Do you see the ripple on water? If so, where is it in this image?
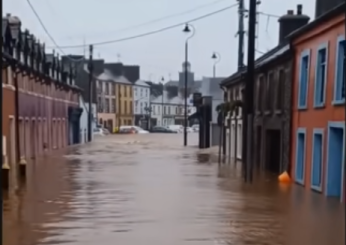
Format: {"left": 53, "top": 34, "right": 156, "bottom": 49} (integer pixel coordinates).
{"left": 2, "top": 134, "right": 344, "bottom": 245}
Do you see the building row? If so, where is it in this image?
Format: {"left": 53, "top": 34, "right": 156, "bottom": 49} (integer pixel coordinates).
{"left": 2, "top": 14, "right": 89, "bottom": 176}
{"left": 86, "top": 61, "right": 199, "bottom": 132}
{"left": 220, "top": 2, "right": 345, "bottom": 202}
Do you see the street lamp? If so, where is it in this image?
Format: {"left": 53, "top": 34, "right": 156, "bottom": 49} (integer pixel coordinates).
{"left": 182, "top": 23, "right": 195, "bottom": 146}
{"left": 211, "top": 52, "right": 221, "bottom": 77}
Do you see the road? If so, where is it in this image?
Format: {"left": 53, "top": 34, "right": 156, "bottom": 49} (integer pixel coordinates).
{"left": 2, "top": 133, "right": 345, "bottom": 245}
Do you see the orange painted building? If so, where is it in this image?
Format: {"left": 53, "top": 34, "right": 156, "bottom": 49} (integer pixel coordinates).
{"left": 290, "top": 4, "right": 345, "bottom": 202}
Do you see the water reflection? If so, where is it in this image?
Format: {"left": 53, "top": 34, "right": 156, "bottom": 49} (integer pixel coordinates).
{"left": 2, "top": 134, "right": 345, "bottom": 245}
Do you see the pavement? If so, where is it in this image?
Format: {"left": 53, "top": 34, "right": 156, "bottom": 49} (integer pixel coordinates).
{"left": 2, "top": 133, "right": 345, "bottom": 245}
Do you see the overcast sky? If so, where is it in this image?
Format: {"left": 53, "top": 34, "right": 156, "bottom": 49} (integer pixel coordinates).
{"left": 4, "top": 0, "right": 315, "bottom": 81}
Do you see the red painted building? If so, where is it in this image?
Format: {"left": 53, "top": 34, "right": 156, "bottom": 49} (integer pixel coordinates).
{"left": 290, "top": 4, "right": 345, "bottom": 202}
{"left": 3, "top": 14, "right": 82, "bottom": 167}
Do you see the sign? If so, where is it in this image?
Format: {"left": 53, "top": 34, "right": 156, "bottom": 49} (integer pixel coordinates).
{"left": 192, "top": 92, "right": 202, "bottom": 106}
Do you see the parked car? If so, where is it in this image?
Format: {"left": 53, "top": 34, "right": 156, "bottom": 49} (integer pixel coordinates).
{"left": 119, "top": 125, "right": 149, "bottom": 134}
{"left": 93, "top": 128, "right": 105, "bottom": 136}
{"left": 167, "top": 125, "right": 183, "bottom": 133}
{"left": 191, "top": 124, "right": 199, "bottom": 132}
{"left": 185, "top": 127, "right": 194, "bottom": 133}
{"left": 150, "top": 126, "right": 177, "bottom": 133}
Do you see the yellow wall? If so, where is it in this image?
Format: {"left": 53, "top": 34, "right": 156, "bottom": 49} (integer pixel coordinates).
{"left": 115, "top": 83, "right": 134, "bottom": 126}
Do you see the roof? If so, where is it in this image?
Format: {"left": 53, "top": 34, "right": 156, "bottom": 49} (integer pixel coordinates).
{"left": 134, "top": 79, "right": 150, "bottom": 87}
{"left": 288, "top": 2, "right": 345, "bottom": 40}
{"left": 220, "top": 42, "right": 291, "bottom": 86}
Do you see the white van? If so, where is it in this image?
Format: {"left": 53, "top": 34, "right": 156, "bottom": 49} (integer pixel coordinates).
{"left": 167, "top": 125, "right": 183, "bottom": 133}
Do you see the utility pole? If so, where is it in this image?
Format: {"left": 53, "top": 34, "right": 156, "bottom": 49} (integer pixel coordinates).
{"left": 87, "top": 45, "right": 93, "bottom": 142}
{"left": 244, "top": 0, "right": 257, "bottom": 182}
{"left": 237, "top": 0, "right": 245, "bottom": 70}
{"left": 237, "top": 0, "right": 248, "bottom": 180}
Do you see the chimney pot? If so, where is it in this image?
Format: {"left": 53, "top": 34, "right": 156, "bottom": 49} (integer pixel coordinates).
{"left": 297, "top": 4, "right": 303, "bottom": 15}
{"left": 6, "top": 13, "right": 11, "bottom": 17}
{"left": 287, "top": 10, "right": 294, "bottom": 15}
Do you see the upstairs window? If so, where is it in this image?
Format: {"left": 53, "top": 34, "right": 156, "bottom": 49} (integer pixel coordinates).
{"left": 314, "top": 43, "right": 328, "bottom": 107}
{"left": 276, "top": 69, "right": 285, "bottom": 111}
{"left": 333, "top": 36, "right": 345, "bottom": 104}
{"left": 298, "top": 50, "right": 310, "bottom": 109}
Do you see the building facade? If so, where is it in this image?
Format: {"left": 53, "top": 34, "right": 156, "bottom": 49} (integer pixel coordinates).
{"left": 116, "top": 78, "right": 133, "bottom": 127}
{"left": 96, "top": 75, "right": 116, "bottom": 132}
{"left": 150, "top": 91, "right": 195, "bottom": 127}
{"left": 2, "top": 14, "right": 82, "bottom": 189}
{"left": 221, "top": 74, "right": 244, "bottom": 161}
{"left": 133, "top": 80, "right": 150, "bottom": 128}
{"left": 79, "top": 96, "right": 97, "bottom": 143}
{"left": 290, "top": 3, "right": 345, "bottom": 202}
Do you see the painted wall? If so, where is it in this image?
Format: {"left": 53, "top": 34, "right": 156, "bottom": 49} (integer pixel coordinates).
{"left": 17, "top": 73, "right": 80, "bottom": 160}
{"left": 79, "top": 96, "right": 96, "bottom": 143}
{"left": 133, "top": 84, "right": 150, "bottom": 116}
{"left": 291, "top": 13, "right": 345, "bottom": 200}
{"left": 2, "top": 67, "right": 15, "bottom": 164}
{"left": 116, "top": 83, "right": 134, "bottom": 126}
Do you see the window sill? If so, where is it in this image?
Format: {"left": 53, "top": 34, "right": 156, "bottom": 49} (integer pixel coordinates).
{"left": 332, "top": 99, "right": 345, "bottom": 106}
{"left": 313, "top": 104, "right": 325, "bottom": 109}
{"left": 274, "top": 110, "right": 282, "bottom": 114}
{"left": 264, "top": 111, "right": 271, "bottom": 115}
{"left": 311, "top": 185, "right": 322, "bottom": 193}
{"left": 297, "top": 106, "right": 308, "bottom": 111}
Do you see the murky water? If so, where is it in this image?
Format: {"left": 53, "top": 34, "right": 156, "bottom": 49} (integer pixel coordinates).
{"left": 3, "top": 134, "right": 345, "bottom": 245}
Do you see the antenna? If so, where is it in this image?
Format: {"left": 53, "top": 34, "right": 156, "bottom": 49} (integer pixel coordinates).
{"left": 117, "top": 53, "right": 121, "bottom": 62}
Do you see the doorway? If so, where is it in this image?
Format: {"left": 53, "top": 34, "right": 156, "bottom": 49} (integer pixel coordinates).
{"left": 326, "top": 123, "right": 344, "bottom": 199}
{"left": 265, "top": 129, "right": 282, "bottom": 174}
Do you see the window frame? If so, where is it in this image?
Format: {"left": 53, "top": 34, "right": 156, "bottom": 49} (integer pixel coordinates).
{"left": 295, "top": 128, "right": 307, "bottom": 185}
{"left": 332, "top": 35, "right": 345, "bottom": 105}
{"left": 297, "top": 49, "right": 311, "bottom": 110}
{"left": 311, "top": 128, "right": 324, "bottom": 191}
{"left": 313, "top": 42, "right": 328, "bottom": 108}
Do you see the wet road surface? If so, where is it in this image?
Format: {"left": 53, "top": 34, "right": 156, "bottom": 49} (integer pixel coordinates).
{"left": 3, "top": 134, "right": 345, "bottom": 245}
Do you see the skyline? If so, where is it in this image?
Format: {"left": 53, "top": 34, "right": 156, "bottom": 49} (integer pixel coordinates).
{"left": 4, "top": 0, "right": 315, "bottom": 81}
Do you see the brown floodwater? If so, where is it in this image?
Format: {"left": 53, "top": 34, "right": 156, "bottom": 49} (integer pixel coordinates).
{"left": 2, "top": 134, "right": 345, "bottom": 245}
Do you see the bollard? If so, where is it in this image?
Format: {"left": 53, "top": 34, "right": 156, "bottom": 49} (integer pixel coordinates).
{"left": 2, "top": 155, "right": 10, "bottom": 189}
{"left": 19, "top": 156, "right": 27, "bottom": 177}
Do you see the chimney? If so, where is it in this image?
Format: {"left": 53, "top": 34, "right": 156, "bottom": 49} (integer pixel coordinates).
{"left": 278, "top": 5, "right": 310, "bottom": 44}
{"left": 315, "top": 0, "right": 344, "bottom": 18}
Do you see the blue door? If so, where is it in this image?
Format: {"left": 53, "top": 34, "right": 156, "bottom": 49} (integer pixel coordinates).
{"left": 326, "top": 123, "right": 344, "bottom": 197}
{"left": 311, "top": 130, "right": 323, "bottom": 191}
{"left": 295, "top": 129, "right": 306, "bottom": 184}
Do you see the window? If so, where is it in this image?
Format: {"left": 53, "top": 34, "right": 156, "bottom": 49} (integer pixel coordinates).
{"left": 256, "top": 75, "right": 263, "bottom": 113}
{"left": 276, "top": 69, "right": 285, "bottom": 111}
{"left": 333, "top": 36, "right": 345, "bottom": 104}
{"left": 124, "top": 86, "right": 127, "bottom": 97}
{"left": 168, "top": 106, "right": 171, "bottom": 115}
{"left": 112, "top": 83, "right": 116, "bottom": 95}
{"left": 105, "top": 98, "right": 110, "bottom": 113}
{"left": 111, "top": 98, "right": 116, "bottom": 113}
{"left": 130, "top": 101, "right": 133, "bottom": 114}
{"left": 311, "top": 129, "right": 323, "bottom": 191}
{"left": 295, "top": 128, "right": 306, "bottom": 184}
{"left": 298, "top": 50, "right": 310, "bottom": 109}
{"left": 314, "top": 43, "right": 328, "bottom": 107}
{"left": 124, "top": 101, "right": 127, "bottom": 114}
{"left": 266, "top": 72, "right": 274, "bottom": 111}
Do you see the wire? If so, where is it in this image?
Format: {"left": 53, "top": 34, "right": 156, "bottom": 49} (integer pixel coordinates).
{"left": 26, "top": 0, "right": 85, "bottom": 61}
{"left": 60, "top": 0, "right": 231, "bottom": 39}
{"left": 258, "top": 12, "right": 280, "bottom": 18}
{"left": 49, "top": 4, "right": 238, "bottom": 49}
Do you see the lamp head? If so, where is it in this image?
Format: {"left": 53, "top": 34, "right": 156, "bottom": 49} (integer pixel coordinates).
{"left": 182, "top": 24, "right": 191, "bottom": 33}
{"left": 211, "top": 53, "right": 217, "bottom": 59}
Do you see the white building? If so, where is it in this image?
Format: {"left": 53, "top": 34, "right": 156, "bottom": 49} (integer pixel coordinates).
{"left": 150, "top": 91, "right": 195, "bottom": 127}
{"left": 133, "top": 80, "right": 151, "bottom": 127}
{"left": 79, "top": 96, "right": 97, "bottom": 143}
{"left": 226, "top": 84, "right": 243, "bottom": 160}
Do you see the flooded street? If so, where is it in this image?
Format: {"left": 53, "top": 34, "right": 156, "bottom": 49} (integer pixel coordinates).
{"left": 3, "top": 134, "right": 345, "bottom": 245}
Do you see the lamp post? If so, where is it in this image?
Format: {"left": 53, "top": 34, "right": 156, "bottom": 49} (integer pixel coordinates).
{"left": 211, "top": 52, "right": 221, "bottom": 78}
{"left": 182, "top": 23, "right": 195, "bottom": 146}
